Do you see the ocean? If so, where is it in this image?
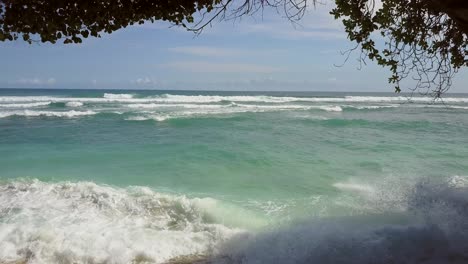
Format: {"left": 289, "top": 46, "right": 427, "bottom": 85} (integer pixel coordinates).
{"left": 1, "top": 88, "right": 468, "bottom": 263}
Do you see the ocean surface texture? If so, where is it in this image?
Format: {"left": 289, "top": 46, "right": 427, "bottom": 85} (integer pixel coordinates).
{"left": 1, "top": 89, "right": 468, "bottom": 264}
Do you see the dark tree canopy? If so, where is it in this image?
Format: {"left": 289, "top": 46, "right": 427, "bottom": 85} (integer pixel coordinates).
{"left": 1, "top": 0, "right": 467, "bottom": 96}
{"left": 0, "top": 0, "right": 222, "bottom": 43}
{"left": 331, "top": 0, "right": 468, "bottom": 96}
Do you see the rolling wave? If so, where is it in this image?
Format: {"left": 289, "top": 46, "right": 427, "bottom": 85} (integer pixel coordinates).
{"left": 0, "top": 110, "right": 97, "bottom": 118}
{"left": 0, "top": 180, "right": 242, "bottom": 264}
{"left": 0, "top": 102, "right": 52, "bottom": 108}
{"left": 1, "top": 94, "right": 468, "bottom": 104}
{"left": 0, "top": 94, "right": 467, "bottom": 120}
{"left": 103, "top": 93, "right": 134, "bottom": 99}
{"left": 1, "top": 176, "right": 467, "bottom": 263}
{"left": 65, "top": 101, "right": 84, "bottom": 107}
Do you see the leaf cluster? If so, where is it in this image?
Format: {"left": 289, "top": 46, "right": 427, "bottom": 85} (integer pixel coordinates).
{"left": 331, "top": 0, "right": 468, "bottom": 96}
{"left": 0, "top": 0, "right": 222, "bottom": 44}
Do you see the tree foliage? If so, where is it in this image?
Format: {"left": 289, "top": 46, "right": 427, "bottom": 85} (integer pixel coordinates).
{"left": 331, "top": 0, "right": 468, "bottom": 96}
{"left": 1, "top": 0, "right": 467, "bottom": 95}
{"left": 0, "top": 0, "right": 222, "bottom": 44}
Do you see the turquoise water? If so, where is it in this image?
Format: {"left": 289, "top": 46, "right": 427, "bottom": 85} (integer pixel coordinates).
{"left": 1, "top": 89, "right": 468, "bottom": 263}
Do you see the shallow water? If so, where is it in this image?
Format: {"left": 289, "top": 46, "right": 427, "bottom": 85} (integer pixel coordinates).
{"left": 1, "top": 89, "right": 468, "bottom": 263}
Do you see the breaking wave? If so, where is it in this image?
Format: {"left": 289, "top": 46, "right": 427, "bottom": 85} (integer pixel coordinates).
{"left": 0, "top": 180, "right": 242, "bottom": 264}
{"left": 1, "top": 176, "right": 468, "bottom": 263}
{"left": 2, "top": 94, "right": 468, "bottom": 104}
{"left": 211, "top": 176, "right": 468, "bottom": 264}
{"left": 0, "top": 102, "right": 52, "bottom": 108}
{"left": 0, "top": 110, "right": 97, "bottom": 118}
{"left": 103, "top": 93, "right": 134, "bottom": 99}
{"left": 65, "top": 101, "right": 84, "bottom": 107}
{"left": 0, "top": 94, "right": 467, "bottom": 121}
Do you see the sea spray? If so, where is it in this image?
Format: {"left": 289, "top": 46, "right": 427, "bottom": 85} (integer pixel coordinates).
{"left": 0, "top": 180, "right": 243, "bottom": 264}
{"left": 212, "top": 177, "right": 468, "bottom": 264}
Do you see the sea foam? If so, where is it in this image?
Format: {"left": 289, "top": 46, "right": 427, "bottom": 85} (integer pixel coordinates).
{"left": 211, "top": 177, "right": 468, "bottom": 264}
{"left": 0, "top": 110, "right": 96, "bottom": 118}
{"left": 0, "top": 94, "right": 467, "bottom": 122}
{"left": 65, "top": 101, "right": 84, "bottom": 107}
{"left": 103, "top": 93, "right": 134, "bottom": 99}
{"left": 2, "top": 94, "right": 468, "bottom": 104}
{"left": 0, "top": 102, "right": 52, "bottom": 108}
{"left": 1, "top": 177, "right": 468, "bottom": 264}
{"left": 0, "top": 180, "right": 241, "bottom": 264}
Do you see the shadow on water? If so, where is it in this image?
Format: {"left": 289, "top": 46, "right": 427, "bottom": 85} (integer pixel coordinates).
{"left": 170, "top": 180, "right": 468, "bottom": 264}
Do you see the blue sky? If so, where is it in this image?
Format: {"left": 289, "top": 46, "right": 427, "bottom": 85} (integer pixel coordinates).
{"left": 0, "top": 3, "right": 467, "bottom": 92}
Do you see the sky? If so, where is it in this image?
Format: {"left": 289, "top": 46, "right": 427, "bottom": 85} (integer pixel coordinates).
{"left": 0, "top": 2, "right": 467, "bottom": 92}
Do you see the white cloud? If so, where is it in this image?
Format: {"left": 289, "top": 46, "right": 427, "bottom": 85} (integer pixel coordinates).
{"left": 11, "top": 77, "right": 57, "bottom": 86}
{"left": 46, "top": 78, "right": 56, "bottom": 85}
{"left": 132, "top": 77, "right": 158, "bottom": 86}
{"left": 161, "top": 61, "right": 283, "bottom": 73}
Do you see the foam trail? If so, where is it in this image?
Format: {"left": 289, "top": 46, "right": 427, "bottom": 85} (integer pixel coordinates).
{"left": 125, "top": 115, "right": 171, "bottom": 121}
{"left": 2, "top": 95, "right": 468, "bottom": 104}
{"left": 0, "top": 110, "right": 97, "bottom": 118}
{"left": 0, "top": 102, "right": 52, "bottom": 108}
{"left": 333, "top": 182, "right": 375, "bottom": 193}
{"left": 125, "top": 103, "right": 229, "bottom": 109}
{"left": 125, "top": 116, "right": 153, "bottom": 121}
{"left": 125, "top": 108, "right": 264, "bottom": 122}
{"left": 125, "top": 104, "right": 343, "bottom": 122}
{"left": 317, "top": 105, "right": 342, "bottom": 112}
{"left": 448, "top": 106, "right": 468, "bottom": 110}
{"left": 343, "top": 105, "right": 400, "bottom": 110}
{"left": 233, "top": 104, "right": 314, "bottom": 110}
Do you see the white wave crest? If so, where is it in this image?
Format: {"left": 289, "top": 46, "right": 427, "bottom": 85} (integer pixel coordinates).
{"left": 103, "top": 93, "right": 134, "bottom": 99}
{"left": 0, "top": 110, "right": 96, "bottom": 118}
{"left": 317, "top": 105, "right": 343, "bottom": 112}
{"left": 0, "top": 96, "right": 58, "bottom": 103}
{"left": 0, "top": 180, "right": 241, "bottom": 264}
{"left": 126, "top": 103, "right": 228, "bottom": 109}
{"left": 153, "top": 95, "right": 468, "bottom": 104}
{"left": 65, "top": 101, "right": 84, "bottom": 107}
{"left": 2, "top": 94, "right": 468, "bottom": 105}
{"left": 125, "top": 116, "right": 152, "bottom": 121}
{"left": 126, "top": 114, "right": 172, "bottom": 122}
{"left": 154, "top": 94, "right": 292, "bottom": 103}
{"left": 0, "top": 102, "right": 51, "bottom": 108}
{"left": 234, "top": 104, "right": 312, "bottom": 110}
{"left": 124, "top": 104, "right": 345, "bottom": 122}
{"left": 448, "top": 105, "right": 468, "bottom": 110}
{"left": 344, "top": 104, "right": 400, "bottom": 110}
